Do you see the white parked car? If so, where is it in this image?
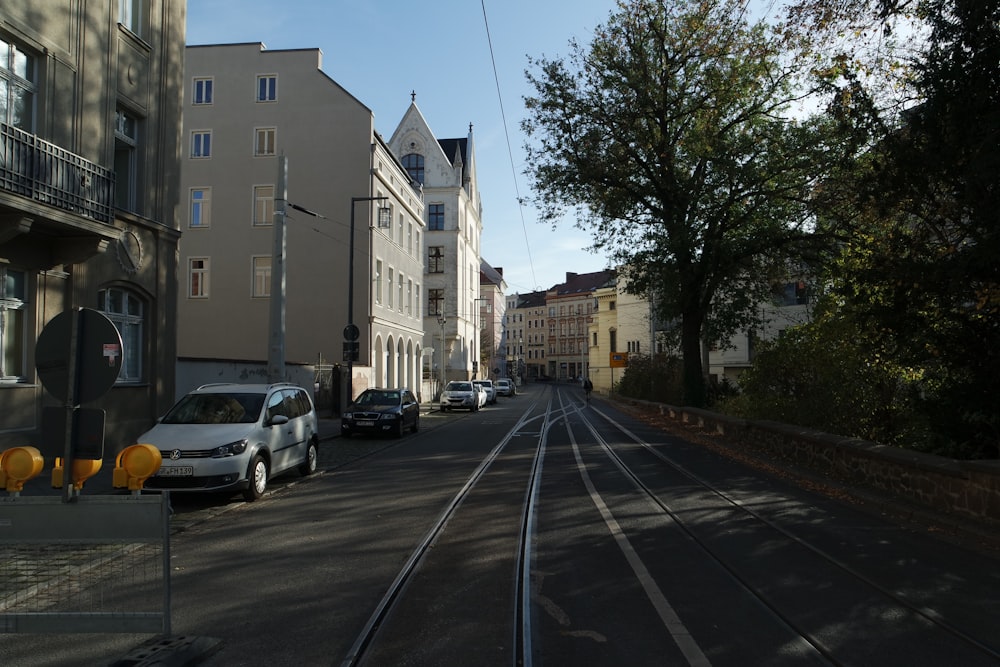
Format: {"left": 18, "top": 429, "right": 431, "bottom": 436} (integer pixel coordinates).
{"left": 473, "top": 380, "right": 495, "bottom": 405}
{"left": 472, "top": 382, "right": 488, "bottom": 408}
{"left": 138, "top": 382, "right": 319, "bottom": 502}
{"left": 440, "top": 381, "right": 480, "bottom": 412}
{"left": 495, "top": 379, "right": 514, "bottom": 397}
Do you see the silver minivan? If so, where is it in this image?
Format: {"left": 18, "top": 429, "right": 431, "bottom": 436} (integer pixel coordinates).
{"left": 138, "top": 382, "right": 319, "bottom": 501}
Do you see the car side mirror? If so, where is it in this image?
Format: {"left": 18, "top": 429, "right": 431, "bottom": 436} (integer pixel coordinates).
{"left": 269, "top": 414, "right": 289, "bottom": 426}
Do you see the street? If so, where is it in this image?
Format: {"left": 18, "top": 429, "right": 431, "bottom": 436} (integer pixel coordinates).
{"left": 2, "top": 383, "right": 999, "bottom": 666}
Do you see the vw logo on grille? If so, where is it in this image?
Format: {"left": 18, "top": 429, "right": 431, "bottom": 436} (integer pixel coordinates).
{"left": 169, "top": 449, "right": 182, "bottom": 460}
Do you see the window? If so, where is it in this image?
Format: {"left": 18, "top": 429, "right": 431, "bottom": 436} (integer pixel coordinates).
{"left": 401, "top": 153, "right": 424, "bottom": 184}
{"left": 118, "top": 0, "right": 146, "bottom": 38}
{"left": 387, "top": 268, "right": 394, "bottom": 309}
{"left": 114, "top": 107, "right": 140, "bottom": 212}
{"left": 98, "top": 287, "right": 143, "bottom": 383}
{"left": 428, "top": 246, "right": 444, "bottom": 273}
{"left": 397, "top": 213, "right": 404, "bottom": 245}
{"left": 253, "top": 256, "right": 271, "bottom": 297}
{"left": 253, "top": 185, "right": 274, "bottom": 226}
{"left": 254, "top": 127, "right": 276, "bottom": 156}
{"left": 0, "top": 268, "right": 26, "bottom": 379}
{"left": 592, "top": 332, "right": 598, "bottom": 346}
{"left": 416, "top": 284, "right": 421, "bottom": 318}
{"left": 189, "top": 258, "right": 209, "bottom": 298}
{"left": 428, "top": 289, "right": 443, "bottom": 316}
{"left": 0, "top": 37, "right": 36, "bottom": 131}
{"left": 428, "top": 204, "right": 444, "bottom": 230}
{"left": 375, "top": 260, "right": 383, "bottom": 305}
{"left": 193, "top": 77, "right": 213, "bottom": 105}
{"left": 190, "top": 188, "right": 211, "bottom": 228}
{"left": 609, "top": 329, "right": 617, "bottom": 353}
{"left": 256, "top": 74, "right": 277, "bottom": 102}
{"left": 407, "top": 279, "right": 413, "bottom": 316}
{"left": 191, "top": 130, "right": 211, "bottom": 158}
{"left": 408, "top": 223, "right": 413, "bottom": 254}
{"left": 398, "top": 273, "right": 404, "bottom": 312}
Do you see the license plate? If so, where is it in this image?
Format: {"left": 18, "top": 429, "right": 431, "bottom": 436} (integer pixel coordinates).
{"left": 357, "top": 420, "right": 374, "bottom": 427}
{"left": 156, "top": 466, "right": 193, "bottom": 477}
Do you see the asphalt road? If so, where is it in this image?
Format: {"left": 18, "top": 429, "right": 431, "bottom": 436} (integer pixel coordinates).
{"left": 2, "top": 384, "right": 999, "bottom": 666}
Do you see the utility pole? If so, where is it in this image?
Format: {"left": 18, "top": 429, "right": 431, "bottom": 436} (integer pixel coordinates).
{"left": 267, "top": 155, "right": 287, "bottom": 382}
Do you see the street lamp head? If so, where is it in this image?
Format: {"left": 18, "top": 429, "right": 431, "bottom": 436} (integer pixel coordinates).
{"left": 377, "top": 206, "right": 392, "bottom": 228}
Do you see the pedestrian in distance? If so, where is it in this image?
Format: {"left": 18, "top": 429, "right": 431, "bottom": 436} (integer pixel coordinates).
{"left": 583, "top": 377, "right": 593, "bottom": 403}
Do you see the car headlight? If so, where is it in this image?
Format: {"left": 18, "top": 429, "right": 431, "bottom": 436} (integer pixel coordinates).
{"left": 343, "top": 412, "right": 354, "bottom": 419}
{"left": 378, "top": 413, "right": 398, "bottom": 421}
{"left": 211, "top": 439, "right": 248, "bottom": 458}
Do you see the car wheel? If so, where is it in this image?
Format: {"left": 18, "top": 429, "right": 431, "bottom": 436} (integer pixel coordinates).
{"left": 243, "top": 454, "right": 268, "bottom": 502}
{"left": 298, "top": 439, "right": 318, "bottom": 476}
{"left": 411, "top": 415, "right": 420, "bottom": 433}
{"left": 394, "top": 419, "right": 405, "bottom": 438}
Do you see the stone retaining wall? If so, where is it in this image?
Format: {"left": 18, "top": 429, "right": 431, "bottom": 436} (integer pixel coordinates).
{"left": 611, "top": 397, "right": 1000, "bottom": 528}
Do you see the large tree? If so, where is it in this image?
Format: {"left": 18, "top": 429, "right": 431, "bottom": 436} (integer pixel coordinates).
{"left": 793, "top": 0, "right": 1000, "bottom": 456}
{"left": 521, "top": 0, "right": 846, "bottom": 406}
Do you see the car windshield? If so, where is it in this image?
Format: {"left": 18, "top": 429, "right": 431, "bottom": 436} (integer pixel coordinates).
{"left": 447, "top": 382, "right": 473, "bottom": 392}
{"left": 161, "top": 393, "right": 264, "bottom": 424}
{"left": 356, "top": 390, "right": 399, "bottom": 405}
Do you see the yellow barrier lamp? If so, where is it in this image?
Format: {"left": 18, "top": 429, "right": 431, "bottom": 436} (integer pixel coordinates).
{"left": 0, "top": 447, "right": 45, "bottom": 493}
{"left": 113, "top": 444, "right": 162, "bottom": 492}
{"left": 51, "top": 457, "right": 103, "bottom": 491}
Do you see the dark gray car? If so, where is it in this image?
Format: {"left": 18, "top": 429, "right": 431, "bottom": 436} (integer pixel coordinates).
{"left": 342, "top": 388, "right": 420, "bottom": 438}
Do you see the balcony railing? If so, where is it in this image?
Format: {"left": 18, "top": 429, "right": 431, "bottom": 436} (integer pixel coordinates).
{"left": 0, "top": 123, "right": 114, "bottom": 224}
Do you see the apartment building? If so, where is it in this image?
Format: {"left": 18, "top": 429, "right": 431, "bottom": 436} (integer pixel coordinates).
{"left": 0, "top": 3, "right": 184, "bottom": 451}
{"left": 504, "top": 290, "right": 546, "bottom": 382}
{"left": 545, "top": 270, "right": 616, "bottom": 381}
{"left": 587, "top": 270, "right": 656, "bottom": 394}
{"left": 179, "top": 44, "right": 425, "bottom": 408}
{"left": 478, "top": 262, "right": 507, "bottom": 380}
{"left": 388, "top": 100, "right": 482, "bottom": 395}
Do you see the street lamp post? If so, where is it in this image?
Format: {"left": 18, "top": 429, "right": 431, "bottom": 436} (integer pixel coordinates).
{"left": 346, "top": 196, "right": 389, "bottom": 402}
{"left": 437, "top": 315, "right": 447, "bottom": 396}
{"left": 473, "top": 297, "right": 491, "bottom": 379}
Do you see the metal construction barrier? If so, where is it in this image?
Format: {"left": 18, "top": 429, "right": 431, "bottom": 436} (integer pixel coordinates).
{"left": 0, "top": 494, "right": 171, "bottom": 634}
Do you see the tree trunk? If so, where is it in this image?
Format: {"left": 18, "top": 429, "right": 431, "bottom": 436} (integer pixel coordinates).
{"left": 681, "top": 313, "right": 706, "bottom": 407}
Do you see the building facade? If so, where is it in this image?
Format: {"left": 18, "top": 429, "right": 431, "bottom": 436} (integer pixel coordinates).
{"left": 178, "top": 44, "right": 425, "bottom": 409}
{"left": 388, "top": 101, "right": 483, "bottom": 398}
{"left": 478, "top": 262, "right": 507, "bottom": 381}
{"left": 545, "top": 270, "right": 615, "bottom": 382}
{"left": 504, "top": 290, "right": 546, "bottom": 382}
{"left": 0, "top": 2, "right": 184, "bottom": 453}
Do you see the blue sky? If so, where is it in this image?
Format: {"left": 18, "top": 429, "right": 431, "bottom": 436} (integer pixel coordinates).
{"left": 185, "top": 0, "right": 623, "bottom": 294}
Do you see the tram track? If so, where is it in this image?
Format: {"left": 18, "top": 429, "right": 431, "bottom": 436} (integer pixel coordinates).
{"left": 338, "top": 383, "right": 999, "bottom": 666}
{"left": 340, "top": 396, "right": 562, "bottom": 667}
{"left": 556, "top": 387, "right": 1000, "bottom": 666}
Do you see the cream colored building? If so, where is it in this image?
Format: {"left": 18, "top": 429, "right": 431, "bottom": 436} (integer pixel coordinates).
{"left": 0, "top": 2, "right": 184, "bottom": 452}
{"left": 388, "top": 101, "right": 483, "bottom": 397}
{"left": 478, "top": 262, "right": 507, "bottom": 380}
{"left": 179, "top": 44, "right": 425, "bottom": 409}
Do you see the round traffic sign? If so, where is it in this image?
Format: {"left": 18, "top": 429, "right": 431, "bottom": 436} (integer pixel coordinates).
{"left": 344, "top": 323, "right": 360, "bottom": 341}
{"left": 35, "top": 308, "right": 123, "bottom": 404}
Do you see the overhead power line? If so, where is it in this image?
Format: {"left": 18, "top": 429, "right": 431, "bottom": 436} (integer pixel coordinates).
{"left": 480, "top": 0, "right": 538, "bottom": 292}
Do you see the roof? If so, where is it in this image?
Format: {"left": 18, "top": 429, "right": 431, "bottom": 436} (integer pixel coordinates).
{"left": 437, "top": 137, "right": 469, "bottom": 182}
{"left": 551, "top": 269, "right": 617, "bottom": 297}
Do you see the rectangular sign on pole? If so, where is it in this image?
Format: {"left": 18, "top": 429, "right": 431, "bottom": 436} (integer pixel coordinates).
{"left": 609, "top": 352, "right": 629, "bottom": 368}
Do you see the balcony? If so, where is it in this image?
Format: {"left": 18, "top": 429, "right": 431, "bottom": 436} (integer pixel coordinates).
{"left": 0, "top": 123, "right": 114, "bottom": 223}
{"left": 0, "top": 123, "right": 121, "bottom": 269}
